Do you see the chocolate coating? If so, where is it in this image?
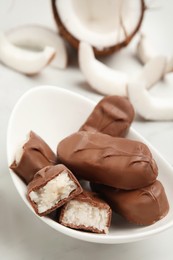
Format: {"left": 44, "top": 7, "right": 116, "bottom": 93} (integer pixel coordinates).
{"left": 59, "top": 190, "right": 112, "bottom": 234}
{"left": 27, "top": 164, "right": 83, "bottom": 216}
{"left": 91, "top": 180, "right": 169, "bottom": 225}
{"left": 10, "top": 131, "right": 57, "bottom": 184}
{"left": 57, "top": 131, "right": 158, "bottom": 190}
{"left": 80, "top": 96, "right": 134, "bottom": 137}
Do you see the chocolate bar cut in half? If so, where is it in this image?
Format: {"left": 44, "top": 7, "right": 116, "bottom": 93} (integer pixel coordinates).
{"left": 59, "top": 191, "right": 112, "bottom": 234}
{"left": 27, "top": 164, "right": 83, "bottom": 216}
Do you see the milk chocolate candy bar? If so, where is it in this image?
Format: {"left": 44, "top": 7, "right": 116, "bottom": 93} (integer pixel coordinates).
{"left": 59, "top": 191, "right": 112, "bottom": 234}
{"left": 27, "top": 164, "right": 83, "bottom": 216}
{"left": 91, "top": 180, "right": 169, "bottom": 225}
{"left": 57, "top": 131, "right": 158, "bottom": 190}
{"left": 10, "top": 131, "right": 57, "bottom": 184}
{"left": 79, "top": 96, "right": 134, "bottom": 137}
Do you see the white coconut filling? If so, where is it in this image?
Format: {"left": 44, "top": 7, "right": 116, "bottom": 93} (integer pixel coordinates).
{"left": 57, "top": 0, "right": 142, "bottom": 49}
{"left": 14, "top": 133, "right": 30, "bottom": 165}
{"left": 29, "top": 171, "right": 77, "bottom": 214}
{"left": 62, "top": 200, "right": 109, "bottom": 233}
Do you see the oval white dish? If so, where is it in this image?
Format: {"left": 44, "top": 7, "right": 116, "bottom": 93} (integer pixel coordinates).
{"left": 7, "top": 86, "right": 173, "bottom": 244}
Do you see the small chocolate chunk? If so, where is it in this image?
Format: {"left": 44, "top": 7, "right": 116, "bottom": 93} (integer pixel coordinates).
{"left": 10, "top": 131, "right": 57, "bottom": 184}
{"left": 79, "top": 95, "right": 134, "bottom": 137}
{"left": 91, "top": 180, "right": 169, "bottom": 225}
{"left": 27, "top": 164, "right": 83, "bottom": 216}
{"left": 59, "top": 191, "right": 112, "bottom": 234}
{"left": 57, "top": 131, "right": 158, "bottom": 190}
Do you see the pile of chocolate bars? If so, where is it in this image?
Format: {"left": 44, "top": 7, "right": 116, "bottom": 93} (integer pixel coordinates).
{"left": 10, "top": 96, "right": 169, "bottom": 234}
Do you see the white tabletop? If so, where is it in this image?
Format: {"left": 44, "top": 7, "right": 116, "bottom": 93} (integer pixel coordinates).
{"left": 1, "top": 0, "right": 173, "bottom": 259}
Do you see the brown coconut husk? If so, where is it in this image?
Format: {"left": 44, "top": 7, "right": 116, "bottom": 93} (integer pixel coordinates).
{"left": 51, "top": 0, "right": 146, "bottom": 56}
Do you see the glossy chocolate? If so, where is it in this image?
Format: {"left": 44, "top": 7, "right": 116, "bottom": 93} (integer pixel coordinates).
{"left": 27, "top": 164, "right": 83, "bottom": 216}
{"left": 10, "top": 131, "right": 57, "bottom": 184}
{"left": 80, "top": 95, "right": 134, "bottom": 137}
{"left": 91, "top": 180, "right": 169, "bottom": 225}
{"left": 57, "top": 131, "right": 158, "bottom": 190}
{"left": 59, "top": 190, "right": 112, "bottom": 234}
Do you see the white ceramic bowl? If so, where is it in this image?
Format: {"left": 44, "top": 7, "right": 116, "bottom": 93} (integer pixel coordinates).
{"left": 7, "top": 86, "right": 173, "bottom": 244}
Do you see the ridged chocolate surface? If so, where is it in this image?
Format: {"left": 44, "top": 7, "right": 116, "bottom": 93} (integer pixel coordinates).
{"left": 91, "top": 180, "right": 169, "bottom": 225}
{"left": 80, "top": 96, "right": 134, "bottom": 137}
{"left": 10, "top": 131, "right": 57, "bottom": 184}
{"left": 57, "top": 131, "right": 158, "bottom": 190}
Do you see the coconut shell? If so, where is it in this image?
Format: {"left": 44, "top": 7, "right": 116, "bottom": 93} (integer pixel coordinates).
{"left": 51, "top": 0, "right": 146, "bottom": 56}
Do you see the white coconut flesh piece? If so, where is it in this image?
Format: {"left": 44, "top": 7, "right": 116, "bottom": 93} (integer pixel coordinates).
{"left": 29, "top": 171, "right": 77, "bottom": 214}
{"left": 0, "top": 32, "right": 55, "bottom": 75}
{"left": 136, "top": 34, "right": 157, "bottom": 64}
{"left": 61, "top": 200, "right": 109, "bottom": 233}
{"left": 56, "top": 0, "right": 144, "bottom": 51}
{"left": 137, "top": 34, "right": 173, "bottom": 73}
{"left": 79, "top": 41, "right": 128, "bottom": 96}
{"left": 79, "top": 41, "right": 165, "bottom": 96}
{"left": 7, "top": 25, "right": 67, "bottom": 69}
{"left": 128, "top": 56, "right": 173, "bottom": 121}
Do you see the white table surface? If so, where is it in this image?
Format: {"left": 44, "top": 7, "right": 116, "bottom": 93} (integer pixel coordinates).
{"left": 1, "top": 0, "right": 173, "bottom": 259}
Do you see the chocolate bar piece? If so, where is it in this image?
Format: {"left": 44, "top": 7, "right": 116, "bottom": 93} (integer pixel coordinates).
{"left": 79, "top": 96, "right": 134, "bottom": 137}
{"left": 27, "top": 164, "right": 83, "bottom": 216}
{"left": 10, "top": 131, "right": 57, "bottom": 184}
{"left": 57, "top": 131, "right": 158, "bottom": 190}
{"left": 91, "top": 181, "right": 169, "bottom": 225}
{"left": 59, "top": 191, "right": 112, "bottom": 234}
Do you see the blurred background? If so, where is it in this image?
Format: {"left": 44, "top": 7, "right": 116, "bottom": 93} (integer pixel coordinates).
{"left": 1, "top": 1, "right": 173, "bottom": 259}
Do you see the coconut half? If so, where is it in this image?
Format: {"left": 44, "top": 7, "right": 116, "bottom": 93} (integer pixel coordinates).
{"left": 52, "top": 0, "right": 146, "bottom": 55}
